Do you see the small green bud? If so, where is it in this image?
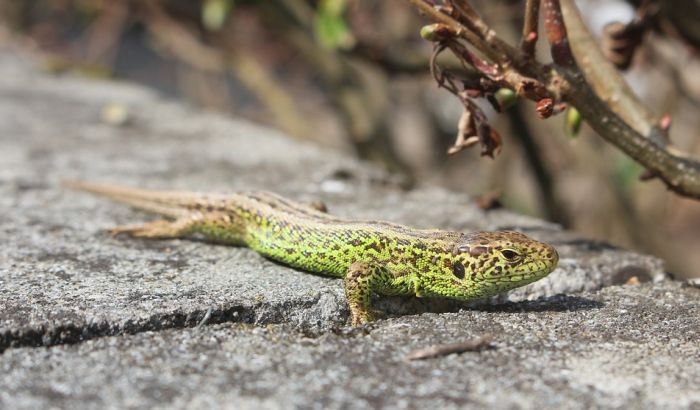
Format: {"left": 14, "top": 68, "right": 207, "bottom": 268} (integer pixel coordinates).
{"left": 494, "top": 88, "right": 517, "bottom": 110}
{"left": 202, "top": 0, "right": 233, "bottom": 32}
{"left": 565, "top": 106, "right": 582, "bottom": 138}
{"left": 420, "top": 24, "right": 443, "bottom": 41}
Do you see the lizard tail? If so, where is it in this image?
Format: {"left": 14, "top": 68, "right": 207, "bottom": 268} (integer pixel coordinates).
{"left": 62, "top": 180, "right": 205, "bottom": 219}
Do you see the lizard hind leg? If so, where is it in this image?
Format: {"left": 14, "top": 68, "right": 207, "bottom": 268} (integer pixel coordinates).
{"left": 109, "top": 217, "right": 198, "bottom": 238}
{"left": 109, "top": 211, "right": 247, "bottom": 245}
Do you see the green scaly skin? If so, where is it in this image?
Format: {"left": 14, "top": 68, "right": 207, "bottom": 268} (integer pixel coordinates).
{"left": 65, "top": 181, "right": 559, "bottom": 326}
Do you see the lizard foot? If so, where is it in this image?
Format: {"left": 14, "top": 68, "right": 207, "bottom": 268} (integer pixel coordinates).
{"left": 350, "top": 308, "right": 385, "bottom": 326}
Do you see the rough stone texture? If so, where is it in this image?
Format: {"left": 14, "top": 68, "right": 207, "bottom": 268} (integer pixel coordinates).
{"left": 1, "top": 282, "right": 698, "bottom": 410}
{"left": 0, "top": 51, "right": 696, "bottom": 409}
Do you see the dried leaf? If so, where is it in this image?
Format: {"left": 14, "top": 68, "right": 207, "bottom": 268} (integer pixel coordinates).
{"left": 447, "top": 109, "right": 478, "bottom": 154}
{"left": 478, "top": 123, "right": 502, "bottom": 158}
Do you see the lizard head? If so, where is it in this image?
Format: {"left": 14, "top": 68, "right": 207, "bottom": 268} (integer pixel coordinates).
{"left": 426, "top": 231, "right": 558, "bottom": 299}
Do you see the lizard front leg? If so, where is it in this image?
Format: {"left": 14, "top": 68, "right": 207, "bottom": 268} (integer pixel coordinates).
{"left": 344, "top": 261, "right": 398, "bottom": 326}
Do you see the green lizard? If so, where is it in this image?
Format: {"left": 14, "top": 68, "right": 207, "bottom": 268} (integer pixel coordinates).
{"left": 65, "top": 181, "right": 559, "bottom": 326}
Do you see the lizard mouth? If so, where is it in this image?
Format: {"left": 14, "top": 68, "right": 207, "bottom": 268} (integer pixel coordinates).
{"left": 505, "top": 256, "right": 558, "bottom": 281}
{"left": 481, "top": 255, "right": 558, "bottom": 285}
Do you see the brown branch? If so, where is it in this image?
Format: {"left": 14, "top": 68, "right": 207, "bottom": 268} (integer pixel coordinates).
{"left": 556, "top": 0, "right": 662, "bottom": 143}
{"left": 450, "top": 0, "right": 521, "bottom": 61}
{"left": 544, "top": 0, "right": 700, "bottom": 198}
{"left": 521, "top": 0, "right": 540, "bottom": 56}
{"left": 406, "top": 0, "right": 500, "bottom": 62}
{"left": 541, "top": 0, "right": 575, "bottom": 67}
{"left": 508, "top": 104, "right": 570, "bottom": 225}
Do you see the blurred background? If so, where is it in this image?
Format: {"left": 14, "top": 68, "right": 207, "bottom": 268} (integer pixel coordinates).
{"left": 1, "top": 0, "right": 698, "bottom": 278}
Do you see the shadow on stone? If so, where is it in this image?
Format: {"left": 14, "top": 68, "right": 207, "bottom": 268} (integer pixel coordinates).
{"left": 375, "top": 294, "right": 605, "bottom": 320}
{"left": 551, "top": 238, "right": 619, "bottom": 252}
{"left": 478, "top": 294, "right": 606, "bottom": 313}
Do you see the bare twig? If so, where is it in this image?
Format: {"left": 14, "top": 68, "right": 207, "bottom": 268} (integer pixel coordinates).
{"left": 405, "top": 334, "right": 493, "bottom": 360}
{"left": 450, "top": 0, "right": 520, "bottom": 61}
{"left": 555, "top": 0, "right": 660, "bottom": 142}
{"left": 508, "top": 104, "right": 570, "bottom": 225}
{"left": 600, "top": 0, "right": 658, "bottom": 73}
{"left": 521, "top": 0, "right": 540, "bottom": 56}
{"left": 547, "top": 0, "right": 700, "bottom": 198}
{"left": 406, "top": 0, "right": 500, "bottom": 61}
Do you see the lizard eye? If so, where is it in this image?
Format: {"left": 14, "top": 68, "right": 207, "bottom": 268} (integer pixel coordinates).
{"left": 453, "top": 261, "right": 465, "bottom": 279}
{"left": 501, "top": 249, "right": 520, "bottom": 261}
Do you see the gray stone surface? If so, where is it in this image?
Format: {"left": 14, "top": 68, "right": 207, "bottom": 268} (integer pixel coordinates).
{"left": 0, "top": 51, "right": 696, "bottom": 409}
{"left": 1, "top": 282, "right": 698, "bottom": 410}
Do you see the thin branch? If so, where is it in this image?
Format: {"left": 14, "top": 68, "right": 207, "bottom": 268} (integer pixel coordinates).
{"left": 406, "top": 0, "right": 700, "bottom": 199}
{"left": 450, "top": 0, "right": 521, "bottom": 61}
{"left": 508, "top": 104, "right": 570, "bottom": 226}
{"left": 556, "top": 0, "right": 662, "bottom": 144}
{"left": 543, "top": 0, "right": 700, "bottom": 198}
{"left": 541, "top": 0, "right": 575, "bottom": 67}
{"left": 521, "top": 0, "right": 540, "bottom": 56}
{"left": 406, "top": 0, "right": 500, "bottom": 61}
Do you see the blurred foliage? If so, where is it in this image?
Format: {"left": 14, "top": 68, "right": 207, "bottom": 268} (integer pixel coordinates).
{"left": 314, "top": 0, "right": 355, "bottom": 49}
{"left": 202, "top": 0, "right": 233, "bottom": 31}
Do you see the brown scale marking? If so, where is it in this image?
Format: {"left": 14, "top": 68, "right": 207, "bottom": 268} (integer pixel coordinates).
{"left": 350, "top": 238, "right": 362, "bottom": 246}
{"left": 256, "top": 192, "right": 338, "bottom": 221}
{"left": 442, "top": 258, "right": 453, "bottom": 269}
{"left": 364, "top": 241, "right": 383, "bottom": 253}
{"left": 412, "top": 242, "right": 428, "bottom": 251}
{"left": 428, "top": 246, "right": 444, "bottom": 255}
{"left": 469, "top": 246, "right": 488, "bottom": 257}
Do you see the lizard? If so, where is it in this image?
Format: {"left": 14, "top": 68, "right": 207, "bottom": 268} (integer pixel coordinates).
{"left": 64, "top": 181, "right": 559, "bottom": 326}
